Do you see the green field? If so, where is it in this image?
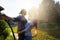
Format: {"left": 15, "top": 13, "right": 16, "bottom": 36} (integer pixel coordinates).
{"left": 9, "top": 26, "right": 60, "bottom": 40}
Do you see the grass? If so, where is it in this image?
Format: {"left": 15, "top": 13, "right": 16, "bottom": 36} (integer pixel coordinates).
{"left": 7, "top": 26, "right": 60, "bottom": 40}
{"left": 32, "top": 30, "right": 60, "bottom": 40}
{"left": 12, "top": 26, "right": 18, "bottom": 33}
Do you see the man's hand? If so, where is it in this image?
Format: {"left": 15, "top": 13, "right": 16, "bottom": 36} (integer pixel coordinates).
{"left": 18, "top": 30, "right": 24, "bottom": 34}
{"left": 18, "top": 32, "right": 21, "bottom": 34}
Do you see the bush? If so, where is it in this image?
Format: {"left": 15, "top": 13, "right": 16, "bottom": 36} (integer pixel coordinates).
{"left": 39, "top": 21, "right": 60, "bottom": 38}
{"left": 0, "top": 20, "right": 10, "bottom": 40}
{"left": 5, "top": 35, "right": 14, "bottom": 40}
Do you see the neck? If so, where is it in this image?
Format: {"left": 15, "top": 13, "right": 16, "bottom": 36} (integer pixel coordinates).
{"left": 22, "top": 14, "right": 25, "bottom": 16}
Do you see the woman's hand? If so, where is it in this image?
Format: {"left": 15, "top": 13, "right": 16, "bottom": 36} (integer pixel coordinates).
{"left": 32, "top": 33, "right": 37, "bottom": 38}
{"left": 32, "top": 30, "right": 37, "bottom": 37}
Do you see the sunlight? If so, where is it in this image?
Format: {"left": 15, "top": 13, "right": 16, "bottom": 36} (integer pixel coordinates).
{"left": 21, "top": 0, "right": 42, "bottom": 11}
{"left": 17, "top": 0, "right": 43, "bottom": 20}
{"left": 0, "top": 0, "right": 42, "bottom": 17}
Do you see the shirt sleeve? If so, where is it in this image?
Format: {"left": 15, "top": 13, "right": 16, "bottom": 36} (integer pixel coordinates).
{"left": 13, "top": 15, "right": 21, "bottom": 21}
{"left": 24, "top": 22, "right": 34, "bottom": 31}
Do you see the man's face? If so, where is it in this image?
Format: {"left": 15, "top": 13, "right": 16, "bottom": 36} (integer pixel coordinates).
{"left": 21, "top": 10, "right": 26, "bottom": 16}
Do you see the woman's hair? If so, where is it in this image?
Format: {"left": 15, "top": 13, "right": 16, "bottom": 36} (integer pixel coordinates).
{"left": 32, "top": 20, "right": 38, "bottom": 29}
{"left": 34, "top": 21, "right": 37, "bottom": 28}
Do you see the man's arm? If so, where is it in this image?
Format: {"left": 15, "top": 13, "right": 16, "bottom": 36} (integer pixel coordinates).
{"left": 11, "top": 16, "right": 21, "bottom": 22}
{"left": 18, "top": 22, "right": 33, "bottom": 34}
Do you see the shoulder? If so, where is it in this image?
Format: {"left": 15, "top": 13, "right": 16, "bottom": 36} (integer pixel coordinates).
{"left": 27, "top": 21, "right": 34, "bottom": 26}
{"left": 18, "top": 15, "right": 22, "bottom": 17}
{"left": 16, "top": 15, "right": 22, "bottom": 18}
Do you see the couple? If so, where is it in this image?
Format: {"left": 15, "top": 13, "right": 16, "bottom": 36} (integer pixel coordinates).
{"left": 0, "top": 6, "right": 37, "bottom": 40}
{"left": 12, "top": 9, "right": 37, "bottom": 40}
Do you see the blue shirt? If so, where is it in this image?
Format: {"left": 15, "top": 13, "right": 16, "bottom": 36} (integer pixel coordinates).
{"left": 24, "top": 22, "right": 34, "bottom": 36}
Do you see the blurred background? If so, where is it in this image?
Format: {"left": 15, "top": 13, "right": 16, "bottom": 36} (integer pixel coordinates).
{"left": 0, "top": 0, "right": 60, "bottom": 40}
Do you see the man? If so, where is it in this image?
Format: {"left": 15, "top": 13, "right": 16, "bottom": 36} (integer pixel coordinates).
{"left": 13, "top": 9, "right": 27, "bottom": 40}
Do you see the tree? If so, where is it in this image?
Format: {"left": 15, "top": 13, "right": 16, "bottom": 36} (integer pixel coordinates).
{"left": 38, "top": 0, "right": 60, "bottom": 38}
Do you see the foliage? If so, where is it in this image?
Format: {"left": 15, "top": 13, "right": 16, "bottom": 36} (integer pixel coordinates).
{"left": 12, "top": 26, "right": 17, "bottom": 33}
{"left": 32, "top": 30, "right": 60, "bottom": 40}
{"left": 0, "top": 20, "right": 10, "bottom": 40}
{"left": 38, "top": 0, "right": 60, "bottom": 39}
{"left": 39, "top": 21, "right": 60, "bottom": 38}
{"left": 5, "top": 35, "right": 14, "bottom": 40}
